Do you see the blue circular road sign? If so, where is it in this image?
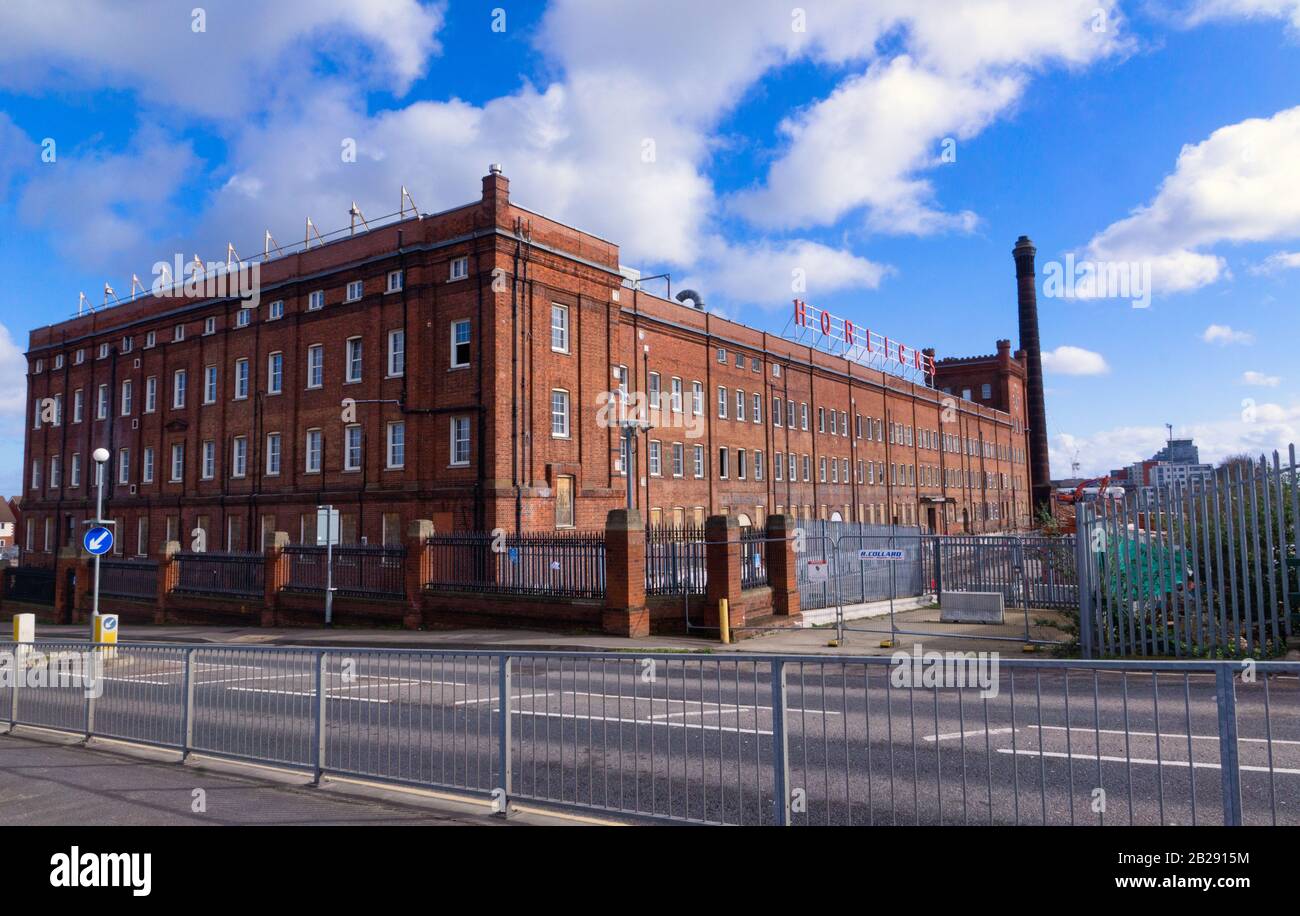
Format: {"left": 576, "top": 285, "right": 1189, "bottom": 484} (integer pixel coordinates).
{"left": 84, "top": 526, "right": 114, "bottom": 556}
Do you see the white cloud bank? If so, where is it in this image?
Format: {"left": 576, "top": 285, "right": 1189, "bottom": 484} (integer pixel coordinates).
{"left": 1041, "top": 345, "right": 1109, "bottom": 375}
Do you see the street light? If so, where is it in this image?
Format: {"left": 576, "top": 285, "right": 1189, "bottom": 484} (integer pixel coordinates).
{"left": 90, "top": 447, "right": 110, "bottom": 640}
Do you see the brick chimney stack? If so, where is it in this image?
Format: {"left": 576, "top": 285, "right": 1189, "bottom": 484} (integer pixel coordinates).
{"left": 482, "top": 163, "right": 509, "bottom": 223}
{"left": 1013, "top": 235, "right": 1051, "bottom": 517}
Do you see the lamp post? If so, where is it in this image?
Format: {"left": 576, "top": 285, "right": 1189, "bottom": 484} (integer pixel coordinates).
{"left": 90, "top": 446, "right": 110, "bottom": 640}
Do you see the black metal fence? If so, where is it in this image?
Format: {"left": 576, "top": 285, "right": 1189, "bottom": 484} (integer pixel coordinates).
{"left": 645, "top": 525, "right": 707, "bottom": 596}
{"left": 425, "top": 531, "right": 606, "bottom": 599}
{"left": 740, "top": 529, "right": 768, "bottom": 589}
{"left": 2, "top": 566, "right": 55, "bottom": 605}
{"left": 284, "top": 545, "right": 406, "bottom": 599}
{"left": 98, "top": 558, "right": 159, "bottom": 601}
{"left": 175, "top": 551, "right": 265, "bottom": 599}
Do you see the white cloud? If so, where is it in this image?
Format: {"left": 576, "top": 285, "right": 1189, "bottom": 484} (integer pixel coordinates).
{"left": 1083, "top": 105, "right": 1300, "bottom": 295}
{"left": 1251, "top": 250, "right": 1300, "bottom": 273}
{"left": 1051, "top": 403, "right": 1300, "bottom": 477}
{"left": 682, "top": 237, "right": 890, "bottom": 314}
{"left": 0, "top": 0, "right": 1131, "bottom": 313}
{"left": 0, "top": 0, "right": 445, "bottom": 115}
{"left": 731, "top": 1, "right": 1128, "bottom": 234}
{"left": 0, "top": 323, "right": 27, "bottom": 421}
{"left": 1183, "top": 0, "right": 1300, "bottom": 30}
{"left": 1241, "top": 370, "right": 1281, "bottom": 386}
{"left": 1202, "top": 323, "right": 1254, "bottom": 344}
{"left": 1040, "top": 345, "right": 1109, "bottom": 375}
{"left": 15, "top": 125, "right": 198, "bottom": 270}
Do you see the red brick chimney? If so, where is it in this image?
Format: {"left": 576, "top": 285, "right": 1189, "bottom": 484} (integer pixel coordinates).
{"left": 481, "top": 163, "right": 509, "bottom": 224}
{"left": 1013, "top": 235, "right": 1051, "bottom": 516}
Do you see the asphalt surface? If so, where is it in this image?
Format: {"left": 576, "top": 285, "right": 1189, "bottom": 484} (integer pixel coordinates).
{"left": 0, "top": 730, "right": 546, "bottom": 825}
{"left": 3, "top": 645, "right": 1295, "bottom": 826}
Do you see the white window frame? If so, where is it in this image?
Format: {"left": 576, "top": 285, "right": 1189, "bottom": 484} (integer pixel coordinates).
{"left": 308, "top": 290, "right": 325, "bottom": 310}
{"left": 307, "top": 345, "right": 324, "bottom": 388}
{"left": 344, "top": 424, "right": 362, "bottom": 471}
{"left": 550, "top": 304, "right": 570, "bottom": 353}
{"left": 265, "top": 432, "right": 282, "bottom": 476}
{"left": 451, "top": 319, "right": 471, "bottom": 368}
{"left": 346, "top": 280, "right": 363, "bottom": 302}
{"left": 305, "top": 429, "right": 323, "bottom": 473}
{"left": 386, "top": 421, "right": 405, "bottom": 469}
{"left": 551, "top": 389, "right": 571, "bottom": 438}
{"left": 387, "top": 329, "right": 405, "bottom": 377}
{"left": 449, "top": 256, "right": 468, "bottom": 281}
{"left": 268, "top": 352, "right": 283, "bottom": 394}
{"left": 172, "top": 369, "right": 187, "bottom": 409}
{"left": 232, "top": 437, "right": 247, "bottom": 479}
{"left": 450, "top": 417, "right": 471, "bottom": 466}
{"left": 345, "top": 337, "right": 362, "bottom": 383}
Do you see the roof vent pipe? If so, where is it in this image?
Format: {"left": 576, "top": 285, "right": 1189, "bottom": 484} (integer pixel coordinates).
{"left": 675, "top": 289, "right": 706, "bottom": 311}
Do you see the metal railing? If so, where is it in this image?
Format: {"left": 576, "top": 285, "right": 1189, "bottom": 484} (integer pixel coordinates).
{"left": 424, "top": 531, "right": 606, "bottom": 599}
{"left": 1, "top": 642, "right": 1292, "bottom": 826}
{"left": 740, "top": 529, "right": 769, "bottom": 589}
{"left": 1078, "top": 447, "right": 1298, "bottom": 659}
{"left": 2, "top": 566, "right": 55, "bottom": 605}
{"left": 283, "top": 545, "right": 405, "bottom": 599}
{"left": 98, "top": 558, "right": 159, "bottom": 601}
{"left": 175, "top": 551, "right": 265, "bottom": 599}
{"left": 645, "top": 526, "right": 706, "bottom": 596}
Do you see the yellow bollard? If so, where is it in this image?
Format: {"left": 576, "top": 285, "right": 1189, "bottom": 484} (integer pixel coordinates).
{"left": 719, "top": 598, "right": 730, "bottom": 645}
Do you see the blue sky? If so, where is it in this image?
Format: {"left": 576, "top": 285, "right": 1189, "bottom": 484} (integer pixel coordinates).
{"left": 1, "top": 0, "right": 1299, "bottom": 493}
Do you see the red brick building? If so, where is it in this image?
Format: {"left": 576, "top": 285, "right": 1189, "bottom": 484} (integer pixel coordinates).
{"left": 19, "top": 167, "right": 1036, "bottom": 565}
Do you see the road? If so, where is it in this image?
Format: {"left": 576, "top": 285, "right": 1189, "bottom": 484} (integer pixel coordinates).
{"left": 4, "top": 645, "right": 1296, "bottom": 826}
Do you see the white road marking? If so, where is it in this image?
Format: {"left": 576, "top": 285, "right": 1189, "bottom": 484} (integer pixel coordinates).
{"left": 454, "top": 692, "right": 550, "bottom": 707}
{"left": 996, "top": 747, "right": 1300, "bottom": 776}
{"left": 1028, "top": 724, "right": 1300, "bottom": 746}
{"left": 923, "top": 728, "right": 1015, "bottom": 743}
{"left": 224, "top": 686, "right": 389, "bottom": 704}
{"left": 505, "top": 708, "right": 773, "bottom": 736}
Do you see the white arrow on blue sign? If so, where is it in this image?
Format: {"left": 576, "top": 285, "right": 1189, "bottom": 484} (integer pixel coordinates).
{"left": 858, "top": 548, "right": 905, "bottom": 561}
{"left": 83, "top": 526, "right": 114, "bottom": 556}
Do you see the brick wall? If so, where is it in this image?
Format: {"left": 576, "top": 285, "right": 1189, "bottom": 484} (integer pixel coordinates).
{"left": 20, "top": 169, "right": 1034, "bottom": 557}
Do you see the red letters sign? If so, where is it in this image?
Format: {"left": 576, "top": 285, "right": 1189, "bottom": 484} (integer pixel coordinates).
{"left": 789, "top": 299, "right": 935, "bottom": 381}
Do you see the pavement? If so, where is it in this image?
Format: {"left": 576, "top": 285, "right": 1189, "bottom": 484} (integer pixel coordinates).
{"left": 0, "top": 729, "right": 608, "bottom": 826}
{"left": 29, "top": 602, "right": 1071, "bottom": 657}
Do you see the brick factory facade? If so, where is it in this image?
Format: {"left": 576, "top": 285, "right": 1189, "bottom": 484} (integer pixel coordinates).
{"left": 19, "top": 167, "right": 1038, "bottom": 565}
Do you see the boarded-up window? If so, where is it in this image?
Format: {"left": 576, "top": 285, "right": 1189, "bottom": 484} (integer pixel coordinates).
{"left": 227, "top": 515, "right": 244, "bottom": 551}
{"left": 555, "top": 475, "right": 575, "bottom": 529}
{"left": 340, "top": 513, "right": 357, "bottom": 544}
{"left": 260, "top": 515, "right": 276, "bottom": 551}
{"left": 382, "top": 513, "right": 401, "bottom": 546}
{"left": 300, "top": 513, "right": 316, "bottom": 545}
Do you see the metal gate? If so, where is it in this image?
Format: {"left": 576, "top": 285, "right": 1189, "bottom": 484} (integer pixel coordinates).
{"left": 793, "top": 524, "right": 1073, "bottom": 647}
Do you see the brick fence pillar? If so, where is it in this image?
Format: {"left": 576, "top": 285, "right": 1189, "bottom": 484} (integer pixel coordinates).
{"left": 765, "top": 514, "right": 802, "bottom": 619}
{"left": 404, "top": 519, "right": 435, "bottom": 630}
{"left": 603, "top": 508, "right": 648, "bottom": 637}
{"left": 704, "top": 514, "right": 742, "bottom": 629}
{"left": 262, "top": 531, "right": 291, "bottom": 627}
{"left": 156, "top": 540, "right": 181, "bottom": 624}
